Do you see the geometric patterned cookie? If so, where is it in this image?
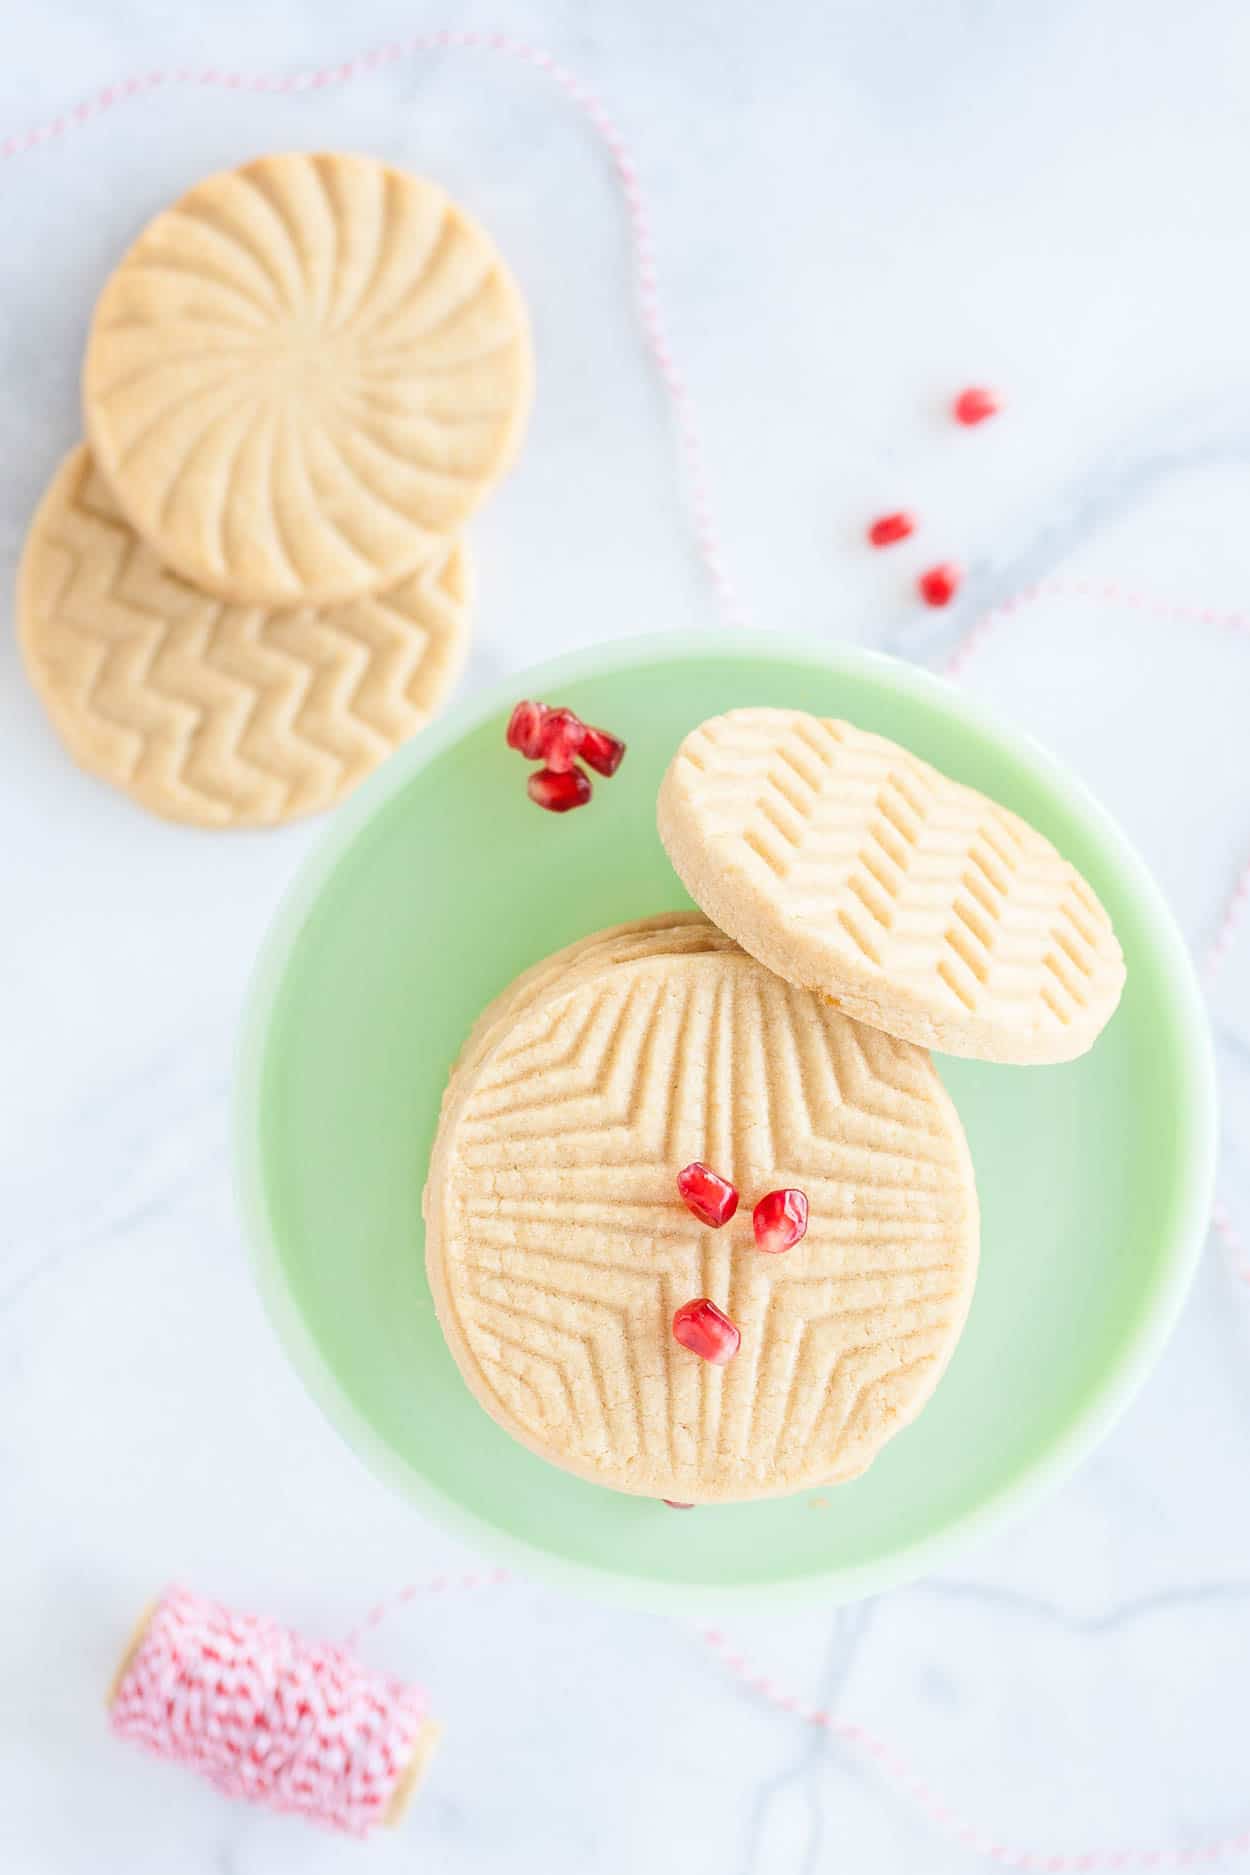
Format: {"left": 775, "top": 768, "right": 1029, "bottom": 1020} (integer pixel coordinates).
{"left": 658, "top": 709, "right": 1126, "bottom": 1065}
{"left": 84, "top": 152, "right": 531, "bottom": 605}
{"left": 17, "top": 446, "right": 470, "bottom": 828}
{"left": 425, "top": 932, "right": 979, "bottom": 1502}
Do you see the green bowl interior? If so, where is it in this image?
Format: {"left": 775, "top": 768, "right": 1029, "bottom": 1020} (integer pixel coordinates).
{"left": 238, "top": 636, "right": 1215, "bottom": 1605}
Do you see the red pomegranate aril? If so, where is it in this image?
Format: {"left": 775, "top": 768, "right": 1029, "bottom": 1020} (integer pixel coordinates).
{"left": 580, "top": 723, "right": 627, "bottom": 777}
{"left": 538, "top": 706, "right": 587, "bottom": 773}
{"left": 527, "top": 765, "right": 592, "bottom": 813}
{"left": 676, "top": 1162, "right": 739, "bottom": 1227}
{"left": 917, "top": 562, "right": 961, "bottom": 608}
{"left": 506, "top": 699, "right": 549, "bottom": 759}
{"left": 753, "top": 1187, "right": 809, "bottom": 1254}
{"left": 867, "top": 510, "right": 916, "bottom": 549}
{"left": 953, "top": 385, "right": 1000, "bottom": 426}
{"left": 672, "top": 1298, "right": 740, "bottom": 1365}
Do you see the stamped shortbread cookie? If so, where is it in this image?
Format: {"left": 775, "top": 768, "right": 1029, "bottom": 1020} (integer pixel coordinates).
{"left": 425, "top": 932, "right": 979, "bottom": 1503}
{"left": 658, "top": 709, "right": 1125, "bottom": 1064}
{"left": 84, "top": 152, "right": 532, "bottom": 605}
{"left": 18, "top": 446, "right": 471, "bottom": 827}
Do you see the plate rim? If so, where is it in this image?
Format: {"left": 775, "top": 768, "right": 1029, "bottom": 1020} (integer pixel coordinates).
{"left": 234, "top": 629, "right": 1218, "bottom": 1609}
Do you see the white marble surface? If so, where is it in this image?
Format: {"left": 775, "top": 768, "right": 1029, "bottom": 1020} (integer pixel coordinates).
{"left": 4, "top": 4, "right": 1250, "bottom": 1869}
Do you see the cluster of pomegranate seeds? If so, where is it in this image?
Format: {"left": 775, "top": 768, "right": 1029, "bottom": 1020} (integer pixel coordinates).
{"left": 952, "top": 384, "right": 1001, "bottom": 426}
{"left": 671, "top": 1165, "right": 811, "bottom": 1363}
{"left": 677, "top": 1161, "right": 739, "bottom": 1228}
{"left": 672, "top": 1298, "right": 741, "bottom": 1365}
{"left": 506, "top": 700, "right": 626, "bottom": 812}
{"left": 917, "top": 562, "right": 961, "bottom": 608}
{"left": 864, "top": 385, "right": 1000, "bottom": 599}
{"left": 753, "top": 1187, "right": 809, "bottom": 1254}
{"left": 866, "top": 510, "right": 915, "bottom": 549}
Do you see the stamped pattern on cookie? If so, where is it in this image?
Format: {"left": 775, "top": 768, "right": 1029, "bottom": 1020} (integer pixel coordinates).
{"left": 84, "top": 151, "right": 532, "bottom": 604}
{"left": 658, "top": 709, "right": 1126, "bottom": 1064}
{"left": 18, "top": 446, "right": 470, "bottom": 826}
{"left": 426, "top": 945, "right": 979, "bottom": 1502}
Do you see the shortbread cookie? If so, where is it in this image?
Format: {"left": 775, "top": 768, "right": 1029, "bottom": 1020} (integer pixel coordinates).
{"left": 18, "top": 446, "right": 470, "bottom": 827}
{"left": 425, "top": 937, "right": 979, "bottom": 1502}
{"left": 658, "top": 709, "right": 1125, "bottom": 1064}
{"left": 84, "top": 152, "right": 531, "bottom": 605}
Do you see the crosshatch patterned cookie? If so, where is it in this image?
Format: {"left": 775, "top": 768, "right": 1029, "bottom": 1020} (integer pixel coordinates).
{"left": 84, "top": 151, "right": 532, "bottom": 605}
{"left": 17, "top": 446, "right": 471, "bottom": 827}
{"left": 658, "top": 709, "right": 1125, "bottom": 1065}
{"left": 425, "top": 930, "right": 979, "bottom": 1503}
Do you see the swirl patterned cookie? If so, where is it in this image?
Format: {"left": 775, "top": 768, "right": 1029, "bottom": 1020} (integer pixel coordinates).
{"left": 83, "top": 151, "right": 532, "bottom": 605}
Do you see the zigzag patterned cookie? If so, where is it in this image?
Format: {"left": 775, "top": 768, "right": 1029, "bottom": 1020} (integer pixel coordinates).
{"left": 17, "top": 446, "right": 470, "bottom": 827}
{"left": 84, "top": 152, "right": 532, "bottom": 604}
{"left": 425, "top": 924, "right": 979, "bottom": 1502}
{"left": 658, "top": 709, "right": 1125, "bottom": 1064}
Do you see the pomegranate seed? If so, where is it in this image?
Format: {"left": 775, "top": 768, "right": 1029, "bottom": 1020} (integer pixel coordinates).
{"left": 527, "top": 765, "right": 592, "bottom": 812}
{"left": 580, "top": 723, "right": 627, "bottom": 777}
{"left": 952, "top": 385, "right": 1000, "bottom": 426}
{"left": 676, "top": 1162, "right": 739, "bottom": 1227}
{"left": 867, "top": 510, "right": 916, "bottom": 549}
{"left": 506, "top": 699, "right": 549, "bottom": 759}
{"left": 917, "top": 562, "right": 961, "bottom": 608}
{"left": 672, "top": 1297, "right": 740, "bottom": 1365}
{"left": 538, "top": 706, "right": 587, "bottom": 773}
{"left": 753, "top": 1187, "right": 809, "bottom": 1254}
{"left": 662, "top": 1499, "right": 694, "bottom": 1509}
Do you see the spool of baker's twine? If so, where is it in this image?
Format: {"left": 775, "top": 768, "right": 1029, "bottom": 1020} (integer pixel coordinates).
{"left": 107, "top": 1586, "right": 438, "bottom": 1835}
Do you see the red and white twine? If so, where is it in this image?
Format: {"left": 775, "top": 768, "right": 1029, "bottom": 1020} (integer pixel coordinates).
{"left": 699, "top": 1625, "right": 1250, "bottom": 1872}
{"left": 7, "top": 34, "right": 1250, "bottom": 1867}
{"left": 109, "top": 1586, "right": 429, "bottom": 1835}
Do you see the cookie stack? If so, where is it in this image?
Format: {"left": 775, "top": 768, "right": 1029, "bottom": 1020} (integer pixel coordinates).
{"left": 425, "top": 712, "right": 1126, "bottom": 1504}
{"left": 17, "top": 152, "right": 533, "bottom": 826}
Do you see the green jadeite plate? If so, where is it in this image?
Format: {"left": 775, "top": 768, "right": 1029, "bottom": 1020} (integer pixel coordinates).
{"left": 236, "top": 633, "right": 1216, "bottom": 1607}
